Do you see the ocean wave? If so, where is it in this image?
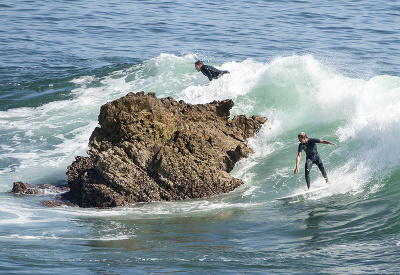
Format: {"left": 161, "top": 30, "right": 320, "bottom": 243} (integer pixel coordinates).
{"left": 1, "top": 53, "right": 399, "bottom": 201}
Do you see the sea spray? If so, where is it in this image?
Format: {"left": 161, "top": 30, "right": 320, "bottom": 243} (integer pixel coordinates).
{"left": 1, "top": 53, "right": 400, "bottom": 201}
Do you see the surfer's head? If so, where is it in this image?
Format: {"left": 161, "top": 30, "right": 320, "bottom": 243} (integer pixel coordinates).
{"left": 298, "top": 132, "right": 308, "bottom": 143}
{"left": 195, "top": 60, "right": 203, "bottom": 71}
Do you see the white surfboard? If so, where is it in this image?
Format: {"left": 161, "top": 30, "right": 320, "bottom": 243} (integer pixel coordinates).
{"left": 276, "top": 185, "right": 330, "bottom": 201}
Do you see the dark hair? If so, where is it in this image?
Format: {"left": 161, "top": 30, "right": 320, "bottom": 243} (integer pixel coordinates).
{"left": 195, "top": 60, "right": 203, "bottom": 66}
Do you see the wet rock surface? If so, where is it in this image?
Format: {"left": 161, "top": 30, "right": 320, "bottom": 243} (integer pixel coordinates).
{"left": 62, "top": 92, "right": 266, "bottom": 208}
{"left": 12, "top": 181, "right": 69, "bottom": 195}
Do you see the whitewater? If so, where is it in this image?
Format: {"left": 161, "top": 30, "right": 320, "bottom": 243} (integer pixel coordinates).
{"left": 1, "top": 54, "right": 400, "bottom": 273}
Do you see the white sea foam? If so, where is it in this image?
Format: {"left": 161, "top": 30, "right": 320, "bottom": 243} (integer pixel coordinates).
{"left": 1, "top": 233, "right": 134, "bottom": 241}
{"left": 0, "top": 201, "right": 69, "bottom": 225}
{"left": 1, "top": 53, "right": 399, "bottom": 203}
{"left": 337, "top": 76, "right": 400, "bottom": 171}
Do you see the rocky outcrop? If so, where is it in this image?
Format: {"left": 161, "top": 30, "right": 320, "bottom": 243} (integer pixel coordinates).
{"left": 11, "top": 181, "right": 69, "bottom": 195}
{"left": 11, "top": 181, "right": 71, "bottom": 207}
{"left": 62, "top": 92, "right": 266, "bottom": 208}
{"left": 12, "top": 182, "right": 37, "bottom": 194}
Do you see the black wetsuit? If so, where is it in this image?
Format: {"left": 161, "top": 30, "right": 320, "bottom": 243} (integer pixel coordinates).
{"left": 298, "top": 138, "right": 328, "bottom": 189}
{"left": 200, "top": 65, "right": 229, "bottom": 81}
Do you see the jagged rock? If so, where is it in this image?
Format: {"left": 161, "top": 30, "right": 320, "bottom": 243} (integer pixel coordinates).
{"left": 11, "top": 181, "right": 69, "bottom": 197}
{"left": 62, "top": 92, "right": 267, "bottom": 208}
{"left": 12, "top": 182, "right": 39, "bottom": 194}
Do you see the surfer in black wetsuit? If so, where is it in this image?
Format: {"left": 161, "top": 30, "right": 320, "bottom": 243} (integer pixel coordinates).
{"left": 195, "top": 60, "right": 229, "bottom": 81}
{"left": 294, "top": 132, "right": 337, "bottom": 190}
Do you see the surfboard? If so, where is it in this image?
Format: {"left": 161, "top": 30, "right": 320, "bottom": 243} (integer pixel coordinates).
{"left": 276, "top": 185, "right": 330, "bottom": 201}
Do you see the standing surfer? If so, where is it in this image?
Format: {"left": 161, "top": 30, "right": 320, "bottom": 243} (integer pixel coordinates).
{"left": 294, "top": 132, "right": 337, "bottom": 190}
{"left": 195, "top": 60, "right": 229, "bottom": 81}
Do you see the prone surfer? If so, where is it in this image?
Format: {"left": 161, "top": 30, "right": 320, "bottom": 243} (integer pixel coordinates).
{"left": 294, "top": 132, "right": 337, "bottom": 190}
{"left": 195, "top": 60, "right": 229, "bottom": 81}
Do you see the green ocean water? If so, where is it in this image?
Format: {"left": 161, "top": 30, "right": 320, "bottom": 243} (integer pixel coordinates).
{"left": 1, "top": 54, "right": 400, "bottom": 274}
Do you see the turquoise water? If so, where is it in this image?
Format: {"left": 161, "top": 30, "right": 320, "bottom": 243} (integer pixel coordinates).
{"left": 1, "top": 0, "right": 400, "bottom": 274}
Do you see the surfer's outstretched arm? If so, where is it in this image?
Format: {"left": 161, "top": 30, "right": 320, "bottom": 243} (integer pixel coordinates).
{"left": 320, "top": 140, "right": 337, "bottom": 146}
{"left": 294, "top": 151, "right": 301, "bottom": 174}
